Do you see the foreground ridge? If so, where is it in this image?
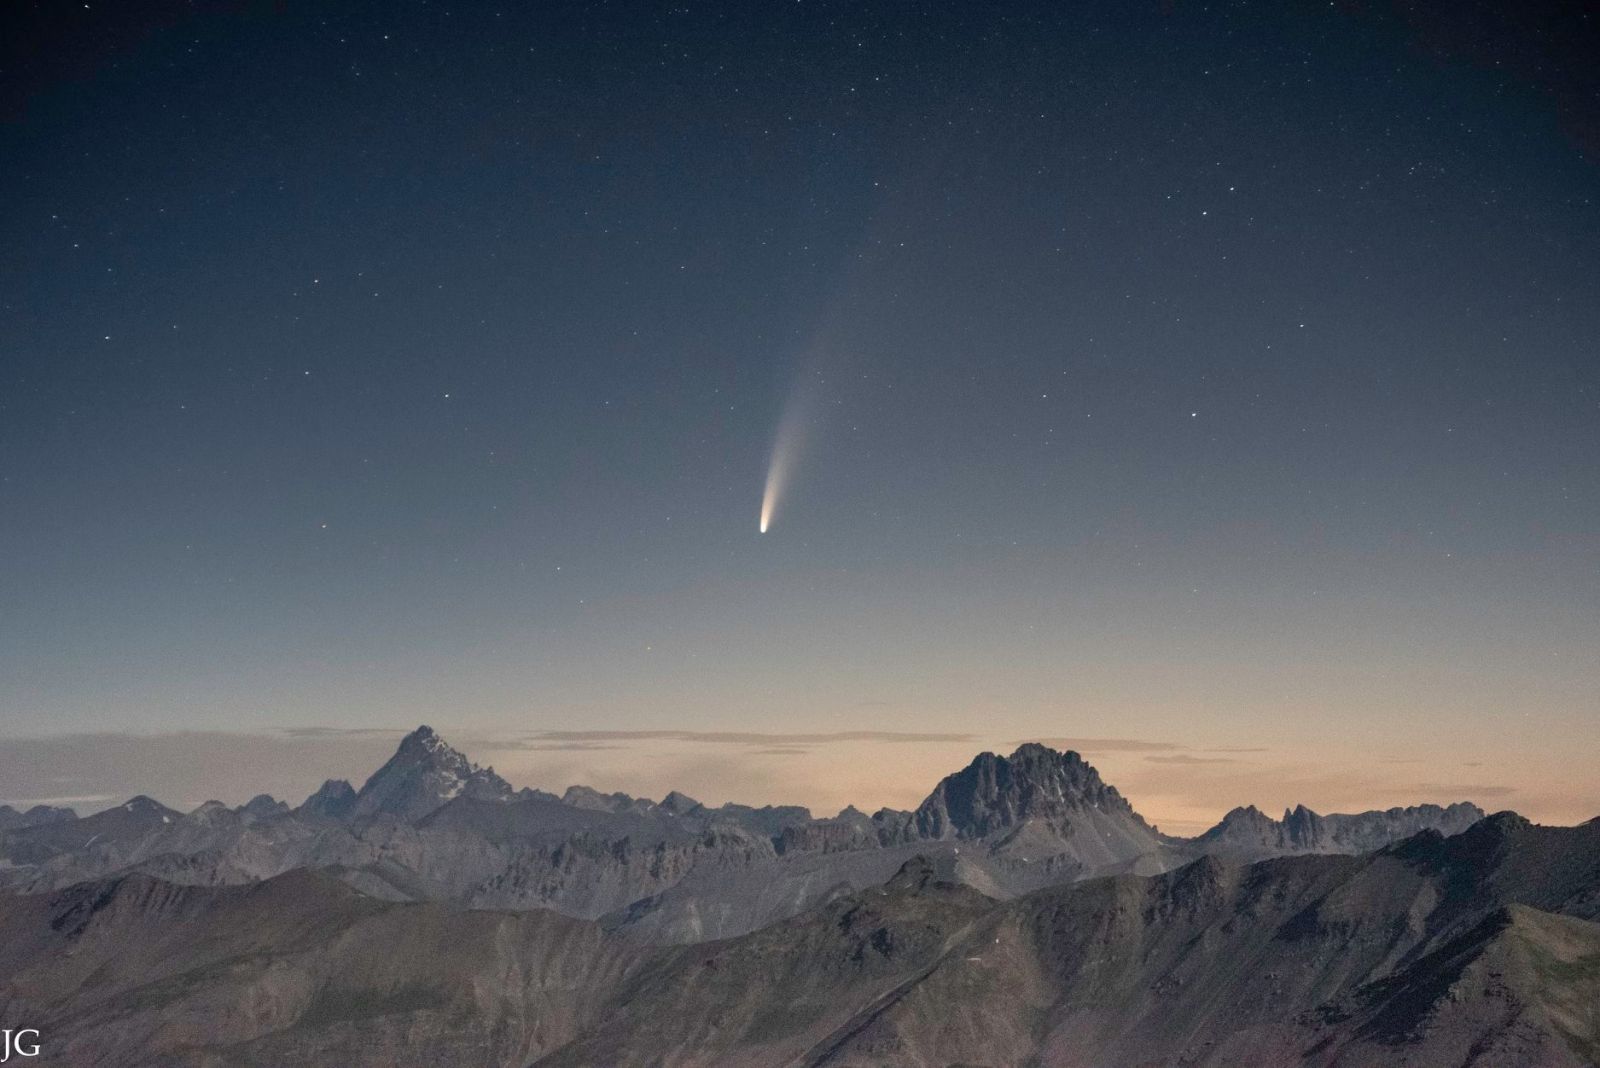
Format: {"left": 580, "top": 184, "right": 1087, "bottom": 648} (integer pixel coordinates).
{"left": 1, "top": 812, "right": 1597, "bottom": 1067}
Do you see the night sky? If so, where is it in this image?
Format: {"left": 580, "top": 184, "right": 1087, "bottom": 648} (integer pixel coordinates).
{"left": 3, "top": 1, "right": 1597, "bottom": 831}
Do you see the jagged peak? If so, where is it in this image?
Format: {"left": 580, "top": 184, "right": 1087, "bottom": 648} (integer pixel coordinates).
{"left": 1223, "top": 804, "right": 1269, "bottom": 822}
{"left": 913, "top": 742, "right": 1148, "bottom": 841}
{"left": 349, "top": 725, "right": 512, "bottom": 822}
{"left": 395, "top": 724, "right": 451, "bottom": 757}
{"left": 381, "top": 725, "right": 480, "bottom": 773}
{"left": 1196, "top": 805, "right": 1273, "bottom": 840}
{"left": 1008, "top": 740, "right": 1079, "bottom": 760}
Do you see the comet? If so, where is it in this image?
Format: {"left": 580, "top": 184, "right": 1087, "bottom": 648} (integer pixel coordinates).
{"left": 757, "top": 453, "right": 786, "bottom": 533}
{"left": 757, "top": 255, "right": 871, "bottom": 534}
{"left": 758, "top": 371, "right": 818, "bottom": 534}
{"left": 758, "top": 400, "right": 803, "bottom": 533}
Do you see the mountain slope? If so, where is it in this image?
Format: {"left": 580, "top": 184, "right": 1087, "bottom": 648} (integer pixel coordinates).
{"left": 535, "top": 817, "right": 1600, "bottom": 1067}
{"left": 2, "top": 814, "right": 1597, "bottom": 1067}
{"left": 1298, "top": 903, "right": 1600, "bottom": 1067}
{"left": 538, "top": 857, "right": 994, "bottom": 1068}
{"left": 0, "top": 868, "right": 638, "bottom": 1068}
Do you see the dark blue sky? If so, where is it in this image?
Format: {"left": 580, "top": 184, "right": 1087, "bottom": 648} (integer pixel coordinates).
{"left": 2, "top": 1, "right": 1596, "bottom": 826}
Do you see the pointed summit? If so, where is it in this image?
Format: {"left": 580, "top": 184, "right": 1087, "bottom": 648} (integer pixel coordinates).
{"left": 296, "top": 779, "right": 357, "bottom": 821}
{"left": 348, "top": 725, "right": 513, "bottom": 823}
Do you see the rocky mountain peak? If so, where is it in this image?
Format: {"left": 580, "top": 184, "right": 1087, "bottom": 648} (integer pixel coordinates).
{"left": 659, "top": 790, "right": 703, "bottom": 816}
{"left": 562, "top": 785, "right": 649, "bottom": 813}
{"left": 1200, "top": 800, "right": 1488, "bottom": 860}
{"left": 884, "top": 854, "right": 941, "bottom": 893}
{"left": 238, "top": 794, "right": 288, "bottom": 819}
{"left": 123, "top": 795, "right": 165, "bottom": 812}
{"left": 1456, "top": 810, "right": 1532, "bottom": 848}
{"left": 393, "top": 724, "right": 451, "bottom": 760}
{"left": 296, "top": 779, "right": 357, "bottom": 821}
{"left": 1218, "top": 804, "right": 1271, "bottom": 825}
{"left": 348, "top": 725, "right": 512, "bottom": 823}
{"left": 0, "top": 804, "right": 77, "bottom": 832}
{"left": 185, "top": 800, "right": 235, "bottom": 826}
{"left": 912, "top": 743, "right": 1145, "bottom": 840}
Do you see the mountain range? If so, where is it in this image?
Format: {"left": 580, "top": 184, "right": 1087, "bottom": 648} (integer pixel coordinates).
{"left": 1, "top": 726, "right": 1593, "bottom": 1066}
{"left": 0, "top": 727, "right": 1486, "bottom": 940}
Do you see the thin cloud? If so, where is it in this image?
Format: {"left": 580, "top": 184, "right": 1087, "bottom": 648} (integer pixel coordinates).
{"left": 523, "top": 729, "right": 976, "bottom": 745}
{"left": 513, "top": 742, "right": 625, "bottom": 752}
{"left": 1145, "top": 754, "right": 1240, "bottom": 766}
{"left": 0, "top": 730, "right": 407, "bottom": 815}
{"left": 1016, "top": 737, "right": 1184, "bottom": 753}
{"left": 0, "top": 794, "right": 114, "bottom": 808}
{"left": 1416, "top": 783, "right": 1518, "bottom": 799}
{"left": 276, "top": 727, "right": 408, "bottom": 739}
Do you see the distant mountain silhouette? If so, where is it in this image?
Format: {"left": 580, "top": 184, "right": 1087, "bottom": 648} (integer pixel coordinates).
{"left": 0, "top": 803, "right": 75, "bottom": 832}
{"left": 0, "top": 726, "right": 1497, "bottom": 945}
{"left": 1196, "top": 800, "right": 1486, "bottom": 861}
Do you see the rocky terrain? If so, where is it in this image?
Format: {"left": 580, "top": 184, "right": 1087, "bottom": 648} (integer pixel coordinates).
{"left": 0, "top": 727, "right": 1488, "bottom": 946}
{"left": 0, "top": 813, "right": 1596, "bottom": 1066}
{"left": 1192, "top": 800, "right": 1487, "bottom": 863}
{"left": 1, "top": 727, "right": 1592, "bottom": 1066}
{"left": 538, "top": 814, "right": 1600, "bottom": 1068}
{"left": 0, "top": 804, "right": 76, "bottom": 833}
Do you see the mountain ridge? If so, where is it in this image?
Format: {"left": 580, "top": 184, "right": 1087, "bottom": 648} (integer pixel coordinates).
{"left": 4, "top": 813, "right": 1596, "bottom": 1067}
{"left": 0, "top": 726, "right": 1504, "bottom": 947}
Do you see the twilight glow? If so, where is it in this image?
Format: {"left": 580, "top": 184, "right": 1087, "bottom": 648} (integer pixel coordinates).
{"left": 0, "top": 0, "right": 1596, "bottom": 835}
